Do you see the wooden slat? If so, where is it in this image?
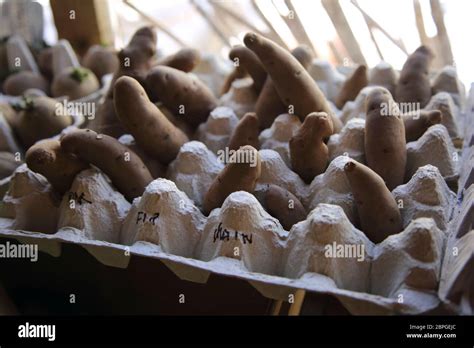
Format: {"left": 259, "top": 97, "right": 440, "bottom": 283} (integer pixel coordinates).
{"left": 122, "top": 0, "right": 187, "bottom": 47}
{"left": 191, "top": 0, "right": 231, "bottom": 48}
{"left": 50, "top": 0, "right": 114, "bottom": 55}
{"left": 321, "top": 0, "right": 366, "bottom": 65}
{"left": 251, "top": 0, "right": 290, "bottom": 50}
{"left": 210, "top": 1, "right": 266, "bottom": 37}
{"left": 430, "top": 0, "right": 454, "bottom": 66}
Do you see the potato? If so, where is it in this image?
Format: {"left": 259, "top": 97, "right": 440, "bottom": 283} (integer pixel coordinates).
{"left": 220, "top": 65, "right": 246, "bottom": 95}
{"left": 227, "top": 112, "right": 260, "bottom": 151}
{"left": 37, "top": 47, "right": 54, "bottom": 81}
{"left": 289, "top": 112, "right": 333, "bottom": 183}
{"left": 344, "top": 160, "right": 402, "bottom": 243}
{"left": 25, "top": 139, "right": 89, "bottom": 194}
{"left": 228, "top": 45, "right": 266, "bottom": 93}
{"left": 244, "top": 33, "right": 342, "bottom": 132}
{"left": 365, "top": 87, "right": 406, "bottom": 190}
{"left": 82, "top": 45, "right": 119, "bottom": 82}
{"left": 203, "top": 145, "right": 261, "bottom": 215}
{"left": 262, "top": 184, "right": 306, "bottom": 230}
{"left": 89, "top": 97, "right": 127, "bottom": 138}
{"left": 335, "top": 65, "right": 368, "bottom": 109}
{"left": 402, "top": 109, "right": 442, "bottom": 142}
{"left": 157, "top": 48, "right": 201, "bottom": 73}
{"left": 108, "top": 26, "right": 157, "bottom": 98}
{"left": 146, "top": 66, "right": 218, "bottom": 128}
{"left": 51, "top": 66, "right": 99, "bottom": 100}
{"left": 255, "top": 45, "right": 313, "bottom": 130}
{"left": 114, "top": 76, "right": 189, "bottom": 164}
{"left": 60, "top": 129, "right": 153, "bottom": 201}
{"left": 396, "top": 46, "right": 433, "bottom": 108}
{"left": 0, "top": 102, "right": 18, "bottom": 130}
{"left": 15, "top": 96, "right": 73, "bottom": 149}
{"left": 3, "top": 71, "right": 49, "bottom": 96}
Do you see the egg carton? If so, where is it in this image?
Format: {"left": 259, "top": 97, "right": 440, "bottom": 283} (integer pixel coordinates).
{"left": 0, "top": 43, "right": 470, "bottom": 314}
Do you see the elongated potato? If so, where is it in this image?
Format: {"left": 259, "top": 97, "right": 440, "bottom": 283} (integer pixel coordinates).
{"left": 146, "top": 66, "right": 218, "bottom": 128}
{"left": 255, "top": 45, "right": 313, "bottom": 130}
{"left": 365, "top": 87, "right": 406, "bottom": 190}
{"left": 25, "top": 139, "right": 89, "bottom": 194}
{"left": 15, "top": 96, "right": 73, "bottom": 149}
{"left": 402, "top": 110, "right": 442, "bottom": 142}
{"left": 114, "top": 76, "right": 189, "bottom": 164}
{"left": 229, "top": 45, "right": 266, "bottom": 93}
{"left": 396, "top": 46, "right": 433, "bottom": 108}
{"left": 335, "top": 65, "right": 368, "bottom": 109}
{"left": 157, "top": 48, "right": 201, "bottom": 72}
{"left": 61, "top": 129, "right": 152, "bottom": 201}
{"left": 203, "top": 145, "right": 261, "bottom": 215}
{"left": 289, "top": 112, "right": 333, "bottom": 183}
{"left": 263, "top": 184, "right": 306, "bottom": 230}
{"left": 227, "top": 112, "right": 260, "bottom": 151}
{"left": 344, "top": 160, "right": 402, "bottom": 243}
{"left": 244, "top": 33, "right": 341, "bottom": 132}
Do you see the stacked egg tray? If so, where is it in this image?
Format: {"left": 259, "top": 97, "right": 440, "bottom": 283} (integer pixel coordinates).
{"left": 0, "top": 33, "right": 472, "bottom": 315}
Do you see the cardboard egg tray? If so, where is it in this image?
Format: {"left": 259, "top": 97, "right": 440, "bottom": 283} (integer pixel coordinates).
{"left": 0, "top": 80, "right": 471, "bottom": 315}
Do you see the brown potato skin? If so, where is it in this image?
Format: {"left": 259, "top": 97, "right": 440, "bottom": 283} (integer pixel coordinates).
{"left": 0, "top": 103, "right": 18, "bottom": 130}
{"left": 220, "top": 65, "right": 247, "bottom": 96}
{"left": 396, "top": 46, "right": 433, "bottom": 108}
{"left": 203, "top": 145, "right": 261, "bottom": 215}
{"left": 255, "top": 45, "right": 313, "bottom": 130}
{"left": 51, "top": 67, "right": 100, "bottom": 100}
{"left": 3, "top": 71, "right": 49, "bottom": 96}
{"left": 344, "top": 160, "right": 402, "bottom": 243}
{"left": 82, "top": 45, "right": 119, "bottom": 81}
{"left": 335, "top": 65, "right": 368, "bottom": 109}
{"left": 89, "top": 97, "right": 127, "bottom": 138}
{"left": 16, "top": 96, "right": 73, "bottom": 149}
{"left": 365, "top": 87, "right": 406, "bottom": 190}
{"left": 60, "top": 129, "right": 153, "bottom": 201}
{"left": 227, "top": 112, "right": 260, "bottom": 151}
{"left": 289, "top": 112, "right": 333, "bottom": 184}
{"left": 244, "top": 33, "right": 341, "bottom": 133}
{"left": 25, "top": 139, "right": 89, "bottom": 194}
{"left": 157, "top": 48, "right": 201, "bottom": 73}
{"left": 402, "top": 110, "right": 442, "bottom": 142}
{"left": 146, "top": 66, "right": 218, "bottom": 128}
{"left": 229, "top": 45, "right": 266, "bottom": 93}
{"left": 107, "top": 26, "right": 157, "bottom": 98}
{"left": 263, "top": 184, "right": 306, "bottom": 230}
{"left": 114, "top": 76, "right": 189, "bottom": 165}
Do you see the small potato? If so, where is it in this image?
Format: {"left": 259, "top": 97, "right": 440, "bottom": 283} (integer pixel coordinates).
{"left": 227, "top": 112, "right": 260, "bottom": 151}
{"left": 344, "top": 160, "right": 402, "bottom": 243}
{"left": 157, "top": 48, "right": 201, "bottom": 73}
{"left": 396, "top": 46, "right": 433, "bottom": 108}
{"left": 114, "top": 76, "right": 189, "bottom": 164}
{"left": 146, "top": 66, "right": 218, "bottom": 128}
{"left": 25, "top": 139, "right": 89, "bottom": 194}
{"left": 262, "top": 184, "right": 306, "bottom": 230}
{"left": 402, "top": 110, "right": 442, "bottom": 142}
{"left": 203, "top": 145, "right": 261, "bottom": 215}
{"left": 335, "top": 65, "right": 368, "bottom": 109}
{"left": 51, "top": 66, "right": 100, "bottom": 100}
{"left": 82, "top": 45, "right": 119, "bottom": 82}
{"left": 289, "top": 112, "right": 333, "bottom": 183}
{"left": 15, "top": 96, "right": 73, "bottom": 149}
{"left": 60, "top": 129, "right": 153, "bottom": 201}
{"left": 3, "top": 71, "right": 49, "bottom": 96}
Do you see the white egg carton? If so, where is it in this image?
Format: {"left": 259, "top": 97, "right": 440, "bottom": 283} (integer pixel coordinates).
{"left": 0, "top": 59, "right": 471, "bottom": 315}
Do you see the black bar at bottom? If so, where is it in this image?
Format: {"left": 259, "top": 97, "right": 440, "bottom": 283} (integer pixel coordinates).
{"left": 0, "top": 315, "right": 472, "bottom": 345}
